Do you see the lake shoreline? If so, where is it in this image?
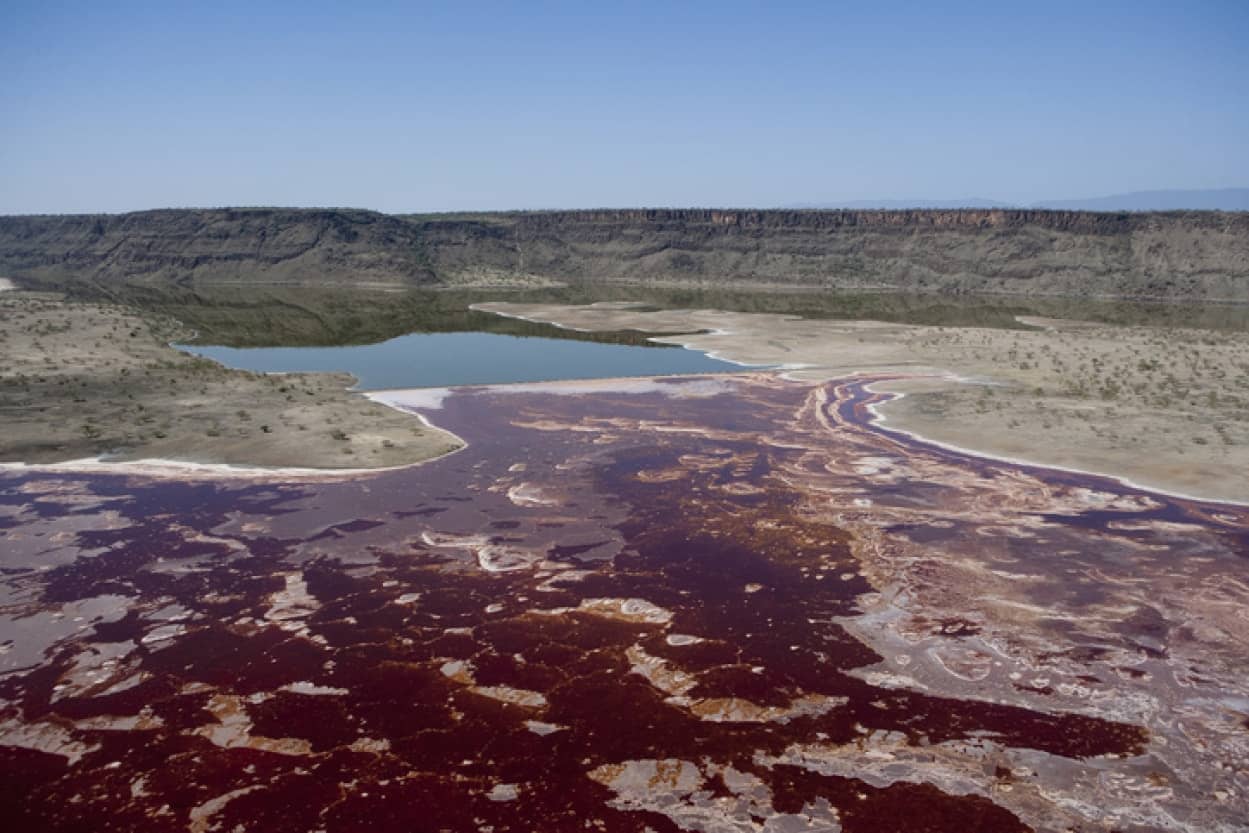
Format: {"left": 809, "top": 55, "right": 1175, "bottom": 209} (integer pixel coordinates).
{"left": 5, "top": 290, "right": 1247, "bottom": 502}
{"left": 474, "top": 301, "right": 1249, "bottom": 505}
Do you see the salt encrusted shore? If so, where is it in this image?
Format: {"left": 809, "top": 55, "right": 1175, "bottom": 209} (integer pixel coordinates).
{"left": 473, "top": 301, "right": 1249, "bottom": 504}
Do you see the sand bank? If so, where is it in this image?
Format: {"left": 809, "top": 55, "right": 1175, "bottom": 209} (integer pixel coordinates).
{"left": 0, "top": 456, "right": 438, "bottom": 481}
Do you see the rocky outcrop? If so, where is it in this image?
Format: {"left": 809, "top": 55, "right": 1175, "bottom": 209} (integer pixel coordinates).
{"left": 3, "top": 207, "right": 1248, "bottom": 301}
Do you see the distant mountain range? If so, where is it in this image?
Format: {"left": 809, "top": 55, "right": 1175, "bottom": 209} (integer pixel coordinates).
{"left": 791, "top": 188, "right": 1249, "bottom": 212}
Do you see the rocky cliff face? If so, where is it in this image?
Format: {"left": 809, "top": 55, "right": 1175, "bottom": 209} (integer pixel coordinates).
{"left": 417, "top": 209, "right": 1249, "bottom": 300}
{"left": 3, "top": 207, "right": 1247, "bottom": 301}
{"left": 0, "top": 208, "right": 436, "bottom": 291}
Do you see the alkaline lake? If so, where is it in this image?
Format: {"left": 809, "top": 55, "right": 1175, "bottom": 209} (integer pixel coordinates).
{"left": 177, "top": 330, "right": 744, "bottom": 390}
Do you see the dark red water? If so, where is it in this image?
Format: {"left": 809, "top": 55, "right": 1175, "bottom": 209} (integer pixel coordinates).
{"left": 1, "top": 374, "right": 1244, "bottom": 832}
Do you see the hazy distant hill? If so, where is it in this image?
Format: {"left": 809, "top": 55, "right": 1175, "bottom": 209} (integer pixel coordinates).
{"left": 797, "top": 188, "right": 1249, "bottom": 212}
{"left": 789, "top": 199, "right": 1010, "bottom": 209}
{"left": 1033, "top": 188, "right": 1249, "bottom": 212}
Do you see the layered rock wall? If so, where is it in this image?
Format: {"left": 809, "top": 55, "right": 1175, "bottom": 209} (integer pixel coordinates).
{"left": 3, "top": 207, "right": 1247, "bottom": 300}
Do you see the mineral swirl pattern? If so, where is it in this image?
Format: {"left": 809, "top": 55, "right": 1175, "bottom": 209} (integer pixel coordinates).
{"left": 1, "top": 374, "right": 1245, "bottom": 831}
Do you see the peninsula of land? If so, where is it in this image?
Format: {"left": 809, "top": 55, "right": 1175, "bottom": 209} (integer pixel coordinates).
{"left": 0, "top": 291, "right": 460, "bottom": 470}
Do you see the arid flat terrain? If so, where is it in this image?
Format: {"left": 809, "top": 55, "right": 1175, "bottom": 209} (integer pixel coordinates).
{"left": 0, "top": 293, "right": 460, "bottom": 470}
{"left": 476, "top": 302, "right": 1249, "bottom": 502}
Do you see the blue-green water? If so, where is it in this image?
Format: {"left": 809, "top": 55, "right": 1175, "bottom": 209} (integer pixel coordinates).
{"left": 177, "top": 331, "right": 743, "bottom": 390}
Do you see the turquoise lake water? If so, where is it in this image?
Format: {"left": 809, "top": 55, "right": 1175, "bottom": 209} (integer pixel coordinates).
{"left": 178, "top": 331, "right": 743, "bottom": 390}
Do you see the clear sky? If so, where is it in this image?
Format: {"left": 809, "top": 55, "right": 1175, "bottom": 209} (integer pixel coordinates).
{"left": 2, "top": 1, "right": 1247, "bottom": 214}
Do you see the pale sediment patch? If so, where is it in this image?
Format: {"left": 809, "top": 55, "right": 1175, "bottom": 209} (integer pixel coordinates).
{"left": 627, "top": 644, "right": 847, "bottom": 724}
{"left": 0, "top": 456, "right": 438, "bottom": 482}
{"left": 535, "top": 569, "right": 595, "bottom": 592}
{"left": 420, "top": 530, "right": 544, "bottom": 572}
{"left": 439, "top": 659, "right": 476, "bottom": 685}
{"left": 363, "top": 387, "right": 453, "bottom": 410}
{"left": 1, "top": 594, "right": 135, "bottom": 676}
{"left": 681, "top": 694, "right": 846, "bottom": 725}
{"left": 139, "top": 623, "right": 188, "bottom": 645}
{"left": 487, "top": 783, "right": 520, "bottom": 802}
{"left": 189, "top": 786, "right": 265, "bottom": 833}
{"left": 506, "top": 482, "right": 559, "bottom": 507}
{"left": 72, "top": 708, "right": 165, "bottom": 732}
{"left": 191, "top": 693, "right": 312, "bottom": 756}
{"left": 438, "top": 659, "right": 548, "bottom": 708}
{"left": 262, "top": 572, "right": 320, "bottom": 636}
{"left": 476, "top": 544, "right": 543, "bottom": 572}
{"left": 528, "top": 597, "right": 676, "bottom": 628}
{"left": 763, "top": 734, "right": 1198, "bottom": 833}
{"left": 421, "top": 531, "right": 491, "bottom": 550}
{"left": 626, "top": 645, "right": 698, "bottom": 696}
{"left": 349, "top": 736, "right": 391, "bottom": 754}
{"left": 486, "top": 375, "right": 743, "bottom": 398}
{"left": 280, "top": 681, "right": 349, "bottom": 696}
{"left": 588, "top": 758, "right": 841, "bottom": 831}
{"left": 666, "top": 633, "right": 705, "bottom": 647}
{"left": 472, "top": 686, "right": 548, "bottom": 708}
{"left": 0, "top": 717, "right": 100, "bottom": 764}
{"left": 578, "top": 597, "right": 674, "bottom": 624}
{"left": 524, "top": 720, "right": 566, "bottom": 736}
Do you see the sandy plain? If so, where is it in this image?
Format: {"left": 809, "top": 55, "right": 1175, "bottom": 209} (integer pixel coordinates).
{"left": 0, "top": 293, "right": 461, "bottom": 470}
{"left": 475, "top": 301, "right": 1249, "bottom": 503}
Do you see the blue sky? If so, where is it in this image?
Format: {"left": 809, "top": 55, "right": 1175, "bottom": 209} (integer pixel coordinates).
{"left": 2, "top": 1, "right": 1246, "bottom": 213}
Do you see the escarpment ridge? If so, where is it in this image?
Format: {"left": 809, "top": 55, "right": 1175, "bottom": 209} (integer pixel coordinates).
{"left": 2, "top": 206, "right": 1247, "bottom": 300}
{"left": 0, "top": 208, "right": 438, "bottom": 291}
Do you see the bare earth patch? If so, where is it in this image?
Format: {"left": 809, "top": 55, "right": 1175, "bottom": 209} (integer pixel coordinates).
{"left": 0, "top": 294, "right": 461, "bottom": 470}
